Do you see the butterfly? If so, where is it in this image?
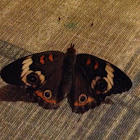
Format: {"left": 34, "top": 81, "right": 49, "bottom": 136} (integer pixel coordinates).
{"left": 0, "top": 44, "right": 132, "bottom": 113}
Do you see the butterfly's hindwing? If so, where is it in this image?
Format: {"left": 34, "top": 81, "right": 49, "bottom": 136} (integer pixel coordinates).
{"left": 68, "top": 64, "right": 98, "bottom": 113}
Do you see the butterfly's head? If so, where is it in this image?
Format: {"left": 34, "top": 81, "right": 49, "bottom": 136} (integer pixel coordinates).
{"left": 67, "top": 44, "right": 76, "bottom": 54}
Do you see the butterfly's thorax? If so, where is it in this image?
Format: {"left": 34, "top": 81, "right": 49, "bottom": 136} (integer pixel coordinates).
{"left": 59, "top": 46, "right": 76, "bottom": 97}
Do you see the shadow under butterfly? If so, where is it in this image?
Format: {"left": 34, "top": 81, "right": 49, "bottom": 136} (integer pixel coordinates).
{"left": 0, "top": 85, "right": 32, "bottom": 102}
{"left": 0, "top": 44, "right": 132, "bottom": 113}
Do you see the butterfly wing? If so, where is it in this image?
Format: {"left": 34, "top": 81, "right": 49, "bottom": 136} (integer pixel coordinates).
{"left": 1, "top": 51, "right": 67, "bottom": 109}
{"left": 68, "top": 54, "right": 132, "bottom": 113}
{"left": 77, "top": 54, "right": 132, "bottom": 94}
{"left": 1, "top": 45, "right": 133, "bottom": 113}
{"left": 68, "top": 63, "right": 98, "bottom": 113}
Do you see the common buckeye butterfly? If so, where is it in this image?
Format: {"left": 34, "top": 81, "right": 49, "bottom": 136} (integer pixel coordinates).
{"left": 0, "top": 44, "right": 132, "bottom": 113}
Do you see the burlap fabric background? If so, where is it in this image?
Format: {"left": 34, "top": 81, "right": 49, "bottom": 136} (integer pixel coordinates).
{"left": 0, "top": 1, "right": 140, "bottom": 140}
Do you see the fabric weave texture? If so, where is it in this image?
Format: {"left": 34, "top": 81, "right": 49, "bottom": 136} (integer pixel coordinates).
{"left": 0, "top": 0, "right": 140, "bottom": 140}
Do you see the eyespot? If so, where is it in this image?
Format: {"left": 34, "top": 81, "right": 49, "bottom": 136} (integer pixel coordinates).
{"left": 96, "top": 79, "right": 107, "bottom": 92}
{"left": 43, "top": 90, "right": 52, "bottom": 99}
{"left": 79, "top": 94, "right": 87, "bottom": 103}
{"left": 26, "top": 72, "right": 39, "bottom": 85}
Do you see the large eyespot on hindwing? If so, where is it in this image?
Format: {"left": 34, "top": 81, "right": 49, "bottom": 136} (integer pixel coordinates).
{"left": 74, "top": 94, "right": 95, "bottom": 107}
{"left": 34, "top": 90, "right": 57, "bottom": 105}
{"left": 43, "top": 90, "right": 52, "bottom": 99}
{"left": 79, "top": 94, "right": 88, "bottom": 104}
{"left": 21, "top": 56, "right": 45, "bottom": 86}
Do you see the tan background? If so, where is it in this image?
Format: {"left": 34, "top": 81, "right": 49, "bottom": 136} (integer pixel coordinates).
{"left": 0, "top": 0, "right": 140, "bottom": 140}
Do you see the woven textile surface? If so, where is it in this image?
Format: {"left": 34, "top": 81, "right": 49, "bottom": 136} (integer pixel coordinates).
{"left": 0, "top": 0, "right": 140, "bottom": 140}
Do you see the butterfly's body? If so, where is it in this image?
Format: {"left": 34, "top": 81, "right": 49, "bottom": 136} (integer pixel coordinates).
{"left": 1, "top": 44, "right": 132, "bottom": 113}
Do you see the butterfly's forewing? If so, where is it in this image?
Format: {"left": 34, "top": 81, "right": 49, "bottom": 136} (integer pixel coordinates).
{"left": 1, "top": 51, "right": 66, "bottom": 109}
{"left": 1, "top": 51, "right": 64, "bottom": 85}
{"left": 68, "top": 54, "right": 132, "bottom": 113}
{"left": 76, "top": 54, "right": 132, "bottom": 94}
